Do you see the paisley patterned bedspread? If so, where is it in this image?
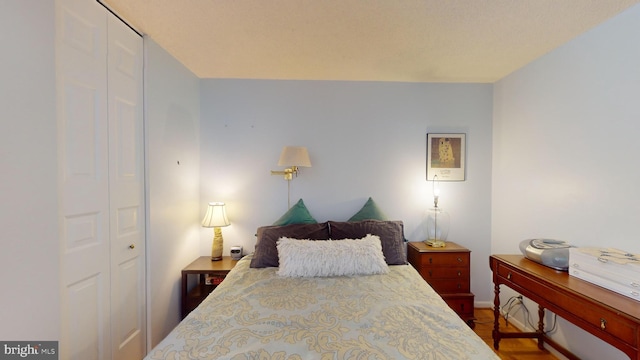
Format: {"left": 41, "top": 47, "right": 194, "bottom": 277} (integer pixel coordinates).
{"left": 145, "top": 256, "right": 499, "bottom": 360}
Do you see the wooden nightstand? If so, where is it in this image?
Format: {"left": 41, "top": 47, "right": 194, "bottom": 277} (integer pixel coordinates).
{"left": 181, "top": 256, "right": 238, "bottom": 319}
{"left": 407, "top": 241, "right": 476, "bottom": 328}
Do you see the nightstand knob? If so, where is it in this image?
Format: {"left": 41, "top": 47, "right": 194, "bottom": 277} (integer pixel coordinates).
{"left": 507, "top": 272, "right": 512, "bottom": 280}
{"left": 129, "top": 244, "right": 135, "bottom": 249}
{"left": 600, "top": 318, "right": 607, "bottom": 330}
{"left": 457, "top": 257, "right": 463, "bottom": 263}
{"left": 429, "top": 257, "right": 433, "bottom": 264}
{"left": 457, "top": 271, "right": 462, "bottom": 277}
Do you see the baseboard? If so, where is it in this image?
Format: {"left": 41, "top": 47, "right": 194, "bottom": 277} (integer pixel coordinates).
{"left": 474, "top": 301, "right": 493, "bottom": 309}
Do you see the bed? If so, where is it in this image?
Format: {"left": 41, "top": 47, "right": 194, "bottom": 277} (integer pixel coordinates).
{"left": 145, "top": 219, "right": 499, "bottom": 360}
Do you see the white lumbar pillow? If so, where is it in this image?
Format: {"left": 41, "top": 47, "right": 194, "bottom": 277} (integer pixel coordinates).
{"left": 276, "top": 234, "right": 389, "bottom": 277}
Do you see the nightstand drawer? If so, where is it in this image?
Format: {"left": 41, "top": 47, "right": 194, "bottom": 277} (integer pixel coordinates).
{"left": 414, "top": 252, "right": 469, "bottom": 267}
{"left": 428, "top": 278, "right": 471, "bottom": 293}
{"left": 417, "top": 266, "right": 469, "bottom": 280}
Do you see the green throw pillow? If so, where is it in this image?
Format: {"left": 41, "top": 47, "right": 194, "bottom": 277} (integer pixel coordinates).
{"left": 272, "top": 199, "right": 317, "bottom": 226}
{"left": 348, "top": 197, "right": 388, "bottom": 221}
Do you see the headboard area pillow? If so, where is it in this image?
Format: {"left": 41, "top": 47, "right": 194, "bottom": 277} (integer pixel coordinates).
{"left": 272, "top": 199, "right": 317, "bottom": 226}
{"left": 250, "top": 222, "right": 330, "bottom": 268}
{"left": 329, "top": 220, "right": 407, "bottom": 265}
{"left": 348, "top": 197, "right": 388, "bottom": 221}
{"left": 276, "top": 235, "right": 389, "bottom": 277}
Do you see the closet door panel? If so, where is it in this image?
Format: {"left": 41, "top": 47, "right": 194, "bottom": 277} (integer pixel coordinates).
{"left": 56, "top": 0, "right": 110, "bottom": 359}
{"left": 65, "top": 274, "right": 104, "bottom": 360}
{"left": 107, "top": 13, "right": 146, "bottom": 360}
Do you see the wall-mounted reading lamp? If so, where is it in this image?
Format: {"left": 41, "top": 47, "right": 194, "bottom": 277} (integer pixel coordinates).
{"left": 271, "top": 146, "right": 311, "bottom": 208}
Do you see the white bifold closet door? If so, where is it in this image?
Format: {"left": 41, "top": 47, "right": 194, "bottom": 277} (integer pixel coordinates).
{"left": 107, "top": 8, "right": 145, "bottom": 360}
{"left": 56, "top": 0, "right": 145, "bottom": 359}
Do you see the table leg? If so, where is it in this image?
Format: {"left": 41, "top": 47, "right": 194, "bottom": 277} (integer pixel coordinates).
{"left": 537, "top": 305, "right": 545, "bottom": 349}
{"left": 493, "top": 281, "right": 501, "bottom": 350}
{"left": 181, "top": 272, "right": 188, "bottom": 319}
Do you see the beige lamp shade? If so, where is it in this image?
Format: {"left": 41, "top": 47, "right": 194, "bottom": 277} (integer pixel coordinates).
{"left": 202, "top": 202, "right": 230, "bottom": 228}
{"left": 202, "top": 202, "right": 230, "bottom": 261}
{"left": 277, "top": 146, "right": 311, "bottom": 167}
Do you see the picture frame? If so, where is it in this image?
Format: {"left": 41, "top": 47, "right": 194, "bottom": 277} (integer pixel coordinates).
{"left": 426, "top": 133, "right": 466, "bottom": 181}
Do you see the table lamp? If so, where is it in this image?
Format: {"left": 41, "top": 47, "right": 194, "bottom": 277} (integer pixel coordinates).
{"left": 202, "top": 202, "right": 230, "bottom": 261}
{"left": 426, "top": 175, "right": 450, "bottom": 247}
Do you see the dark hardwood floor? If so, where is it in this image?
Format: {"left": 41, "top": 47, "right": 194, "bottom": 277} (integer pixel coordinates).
{"left": 474, "top": 308, "right": 559, "bottom": 360}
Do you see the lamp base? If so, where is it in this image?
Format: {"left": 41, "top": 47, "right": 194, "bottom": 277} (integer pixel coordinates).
{"left": 211, "top": 227, "right": 224, "bottom": 261}
{"left": 426, "top": 206, "right": 449, "bottom": 248}
{"left": 425, "top": 239, "right": 446, "bottom": 248}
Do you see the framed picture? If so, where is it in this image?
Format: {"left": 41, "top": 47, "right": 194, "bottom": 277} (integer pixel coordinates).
{"left": 426, "top": 133, "right": 466, "bottom": 181}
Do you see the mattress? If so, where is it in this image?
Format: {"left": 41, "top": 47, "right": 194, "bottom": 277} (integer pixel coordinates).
{"left": 145, "top": 255, "right": 498, "bottom": 359}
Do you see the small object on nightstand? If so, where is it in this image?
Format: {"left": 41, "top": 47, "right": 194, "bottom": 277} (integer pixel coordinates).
{"left": 205, "top": 274, "right": 224, "bottom": 285}
{"left": 407, "top": 241, "right": 475, "bottom": 327}
{"left": 181, "top": 256, "right": 238, "bottom": 319}
{"left": 230, "top": 246, "right": 243, "bottom": 260}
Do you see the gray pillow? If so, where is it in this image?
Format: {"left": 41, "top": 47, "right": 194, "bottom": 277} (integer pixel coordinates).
{"left": 250, "top": 222, "right": 330, "bottom": 268}
{"left": 328, "top": 220, "right": 407, "bottom": 265}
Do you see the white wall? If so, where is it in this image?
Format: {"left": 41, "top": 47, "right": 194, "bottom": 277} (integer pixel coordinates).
{"left": 144, "top": 38, "right": 201, "bottom": 347}
{"left": 492, "top": 4, "right": 640, "bottom": 359}
{"left": 0, "top": 0, "right": 59, "bottom": 340}
{"left": 199, "top": 80, "right": 495, "bottom": 304}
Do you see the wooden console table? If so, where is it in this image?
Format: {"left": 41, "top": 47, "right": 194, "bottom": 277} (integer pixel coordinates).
{"left": 490, "top": 255, "right": 640, "bottom": 360}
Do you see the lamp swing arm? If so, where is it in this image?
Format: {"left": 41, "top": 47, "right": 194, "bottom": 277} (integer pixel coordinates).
{"left": 270, "top": 166, "right": 300, "bottom": 180}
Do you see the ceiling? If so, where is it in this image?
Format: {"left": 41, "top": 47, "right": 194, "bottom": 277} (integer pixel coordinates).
{"left": 100, "top": 0, "right": 640, "bottom": 83}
